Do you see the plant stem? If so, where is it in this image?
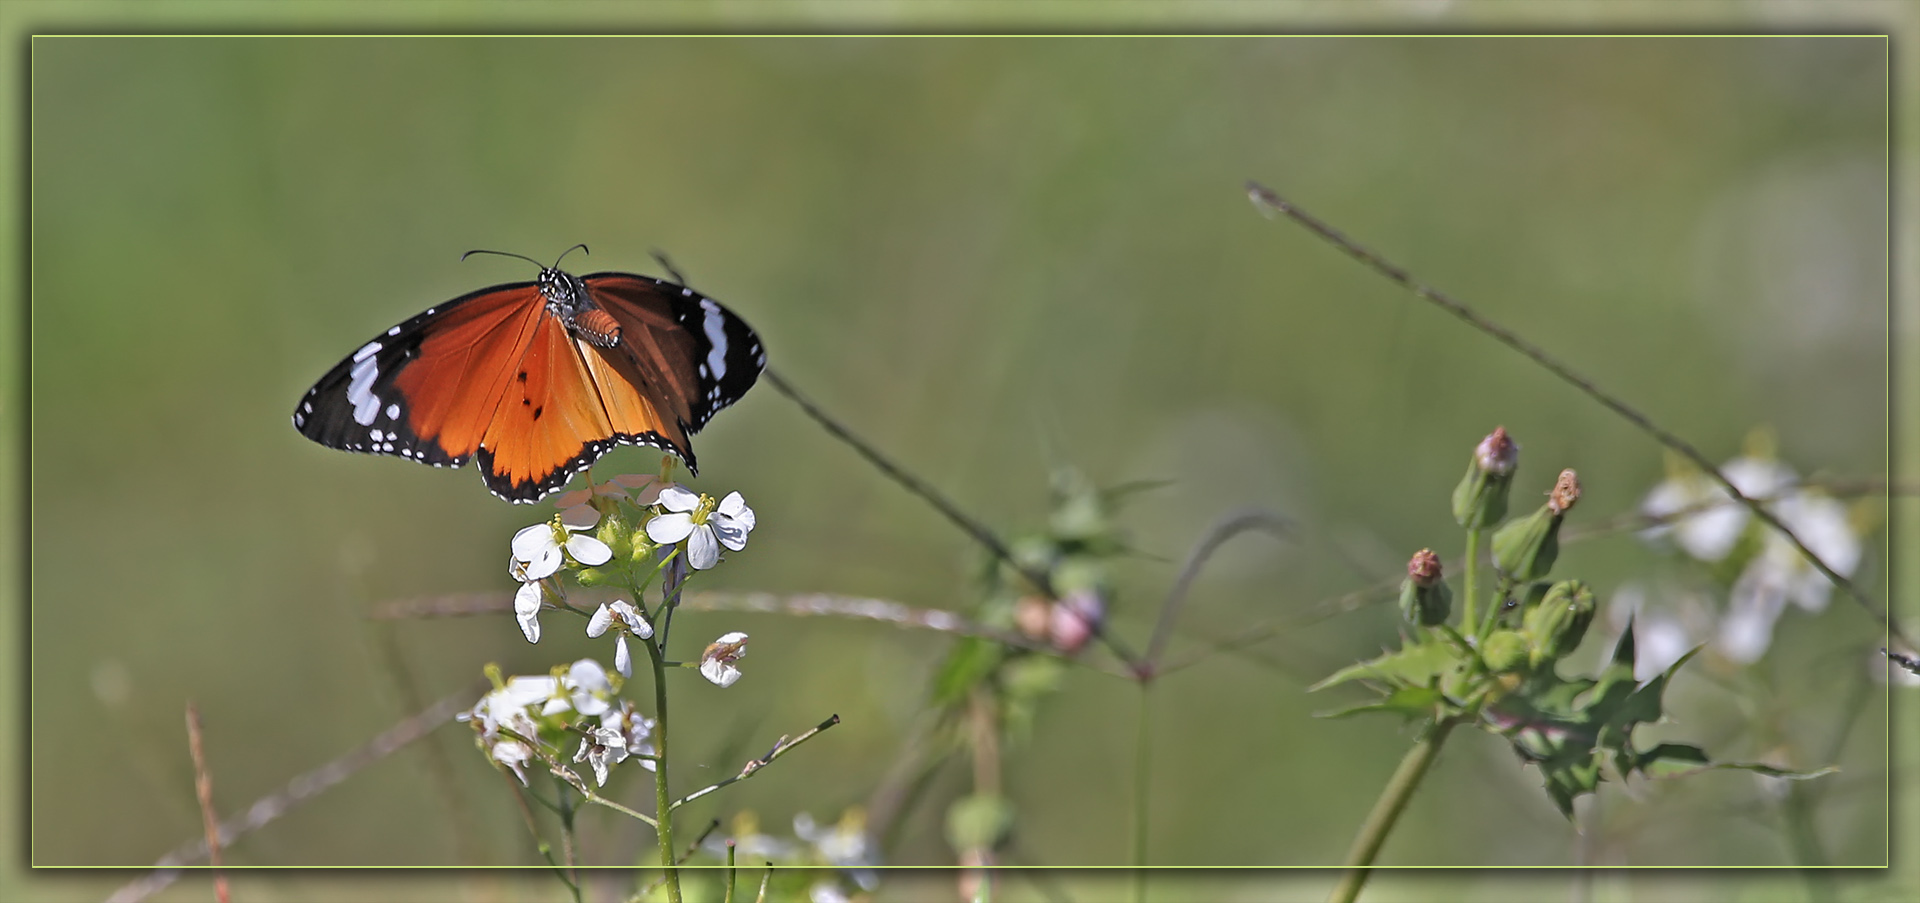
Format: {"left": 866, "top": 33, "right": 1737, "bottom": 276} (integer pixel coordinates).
{"left": 646, "top": 634, "right": 682, "bottom": 903}
{"left": 1462, "top": 529, "right": 1482, "bottom": 640}
{"left": 1328, "top": 718, "right": 1458, "bottom": 903}
{"left": 1132, "top": 685, "right": 1153, "bottom": 903}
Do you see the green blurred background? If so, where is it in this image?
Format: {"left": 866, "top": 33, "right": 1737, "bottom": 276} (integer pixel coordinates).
{"left": 9, "top": 4, "right": 1919, "bottom": 902}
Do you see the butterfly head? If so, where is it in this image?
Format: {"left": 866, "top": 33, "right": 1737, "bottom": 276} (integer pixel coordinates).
{"left": 538, "top": 267, "right": 591, "bottom": 313}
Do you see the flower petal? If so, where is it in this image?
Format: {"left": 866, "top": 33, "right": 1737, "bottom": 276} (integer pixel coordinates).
{"left": 717, "top": 491, "right": 755, "bottom": 531}
{"left": 646, "top": 512, "right": 695, "bottom": 544}
{"left": 700, "top": 658, "right": 742, "bottom": 688}
{"left": 615, "top": 634, "right": 632, "bottom": 678}
{"left": 567, "top": 534, "right": 613, "bottom": 567}
{"left": 687, "top": 524, "right": 720, "bottom": 569}
{"left": 711, "top": 514, "right": 750, "bottom": 552}
{"left": 514, "top": 585, "right": 544, "bottom": 644}
{"left": 568, "top": 659, "right": 611, "bottom": 692}
{"left": 612, "top": 600, "right": 654, "bottom": 639}
{"left": 657, "top": 485, "right": 700, "bottom": 513}
{"left": 500, "top": 675, "right": 558, "bottom": 708}
{"left": 554, "top": 488, "right": 592, "bottom": 509}
{"left": 512, "top": 524, "right": 556, "bottom": 562}
{"left": 515, "top": 580, "right": 544, "bottom": 616}
{"left": 562, "top": 504, "right": 601, "bottom": 531}
{"left": 587, "top": 603, "right": 614, "bottom": 638}
{"left": 524, "top": 546, "right": 563, "bottom": 581}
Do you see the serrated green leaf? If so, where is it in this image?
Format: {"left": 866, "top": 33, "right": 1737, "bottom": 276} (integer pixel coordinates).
{"left": 1610, "top": 615, "right": 1638, "bottom": 669}
{"left": 1637, "top": 742, "right": 1838, "bottom": 781}
{"left": 1314, "top": 686, "right": 1443, "bottom": 720}
{"left": 1309, "top": 640, "right": 1463, "bottom": 692}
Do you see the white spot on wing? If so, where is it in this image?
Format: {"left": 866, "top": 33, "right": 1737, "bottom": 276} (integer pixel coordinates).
{"left": 700, "top": 300, "right": 728, "bottom": 382}
{"left": 347, "top": 355, "right": 381, "bottom": 426}
{"left": 385, "top": 403, "right": 400, "bottom": 420}
{"left": 353, "top": 341, "right": 382, "bottom": 362}
{"left": 387, "top": 326, "right": 401, "bottom": 336}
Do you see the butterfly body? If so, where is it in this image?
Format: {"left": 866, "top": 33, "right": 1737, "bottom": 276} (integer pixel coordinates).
{"left": 294, "top": 265, "right": 764, "bottom": 503}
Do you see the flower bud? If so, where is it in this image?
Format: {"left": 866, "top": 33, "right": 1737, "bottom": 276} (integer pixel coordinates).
{"left": 1049, "top": 590, "right": 1105, "bottom": 655}
{"left": 1481, "top": 630, "right": 1530, "bottom": 673}
{"left": 1452, "top": 427, "right": 1518, "bottom": 529}
{"left": 1398, "top": 549, "right": 1453, "bottom": 627}
{"left": 1013, "top": 595, "right": 1052, "bottom": 641}
{"left": 1522, "top": 579, "right": 1596, "bottom": 667}
{"left": 1492, "top": 470, "right": 1580, "bottom": 582}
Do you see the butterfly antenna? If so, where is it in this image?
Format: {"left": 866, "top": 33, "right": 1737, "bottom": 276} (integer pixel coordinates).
{"left": 553, "top": 243, "right": 590, "bottom": 269}
{"left": 650, "top": 248, "right": 693, "bottom": 288}
{"left": 461, "top": 248, "right": 548, "bottom": 269}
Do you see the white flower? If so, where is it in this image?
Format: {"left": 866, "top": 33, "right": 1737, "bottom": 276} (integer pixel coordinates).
{"left": 573, "top": 721, "right": 628, "bottom": 786}
{"left": 512, "top": 507, "right": 614, "bottom": 581}
{"left": 1639, "top": 456, "right": 1797, "bottom": 563}
{"left": 1639, "top": 444, "right": 1867, "bottom": 666}
{"left": 588, "top": 600, "right": 654, "bottom": 677}
{"left": 605, "top": 700, "right": 658, "bottom": 772}
{"left": 510, "top": 557, "right": 548, "bottom": 644}
{"left": 700, "top": 631, "right": 749, "bottom": 687}
{"left": 1718, "top": 491, "right": 1861, "bottom": 663}
{"left": 558, "top": 658, "right": 616, "bottom": 717}
{"left": 646, "top": 488, "right": 755, "bottom": 570}
{"left": 459, "top": 675, "right": 560, "bottom": 785}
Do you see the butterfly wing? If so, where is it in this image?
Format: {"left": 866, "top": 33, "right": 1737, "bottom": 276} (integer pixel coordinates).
{"left": 293, "top": 281, "right": 545, "bottom": 470}
{"left": 294, "top": 269, "right": 767, "bottom": 503}
{"left": 582, "top": 272, "right": 767, "bottom": 436}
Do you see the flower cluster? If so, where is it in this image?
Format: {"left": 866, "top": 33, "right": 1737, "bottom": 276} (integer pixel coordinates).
{"left": 458, "top": 659, "right": 632, "bottom": 786}
{"left": 464, "top": 472, "right": 769, "bottom": 796}
{"left": 1631, "top": 433, "right": 1870, "bottom": 668}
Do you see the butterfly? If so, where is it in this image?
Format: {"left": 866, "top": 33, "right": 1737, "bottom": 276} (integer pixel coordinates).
{"left": 292, "top": 247, "right": 765, "bottom": 503}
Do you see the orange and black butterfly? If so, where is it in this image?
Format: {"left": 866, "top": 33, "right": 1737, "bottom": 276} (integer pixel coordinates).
{"left": 293, "top": 248, "right": 765, "bottom": 502}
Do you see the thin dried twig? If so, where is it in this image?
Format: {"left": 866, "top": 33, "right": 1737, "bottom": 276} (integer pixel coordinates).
{"left": 1143, "top": 507, "right": 1291, "bottom": 670}
{"left": 184, "top": 703, "right": 229, "bottom": 903}
{"left": 762, "top": 369, "right": 1150, "bottom": 668}
{"left": 1247, "top": 180, "right": 1904, "bottom": 646}
{"left": 672, "top": 714, "right": 841, "bottom": 810}
{"left": 107, "top": 686, "right": 483, "bottom": 903}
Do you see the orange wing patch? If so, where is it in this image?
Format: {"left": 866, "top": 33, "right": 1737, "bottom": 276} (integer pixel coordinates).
{"left": 577, "top": 338, "right": 691, "bottom": 459}
{"left": 392, "top": 286, "right": 546, "bottom": 460}
{"left": 476, "top": 312, "right": 621, "bottom": 496}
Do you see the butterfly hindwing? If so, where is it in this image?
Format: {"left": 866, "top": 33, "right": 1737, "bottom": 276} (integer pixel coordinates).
{"left": 583, "top": 273, "right": 767, "bottom": 431}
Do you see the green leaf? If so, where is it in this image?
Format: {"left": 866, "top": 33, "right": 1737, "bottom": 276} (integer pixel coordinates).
{"left": 945, "top": 793, "right": 1015, "bottom": 851}
{"left": 1309, "top": 639, "right": 1463, "bottom": 692}
{"left": 1636, "top": 743, "right": 1838, "bottom": 781}
{"left": 1314, "top": 686, "right": 1444, "bottom": 720}
{"left": 931, "top": 637, "right": 1003, "bottom": 708}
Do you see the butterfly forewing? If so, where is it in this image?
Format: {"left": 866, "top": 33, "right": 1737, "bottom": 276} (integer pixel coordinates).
{"left": 293, "top": 281, "right": 544, "bottom": 468}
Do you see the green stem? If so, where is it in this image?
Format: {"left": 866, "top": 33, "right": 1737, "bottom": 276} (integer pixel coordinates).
{"left": 1781, "top": 783, "right": 1834, "bottom": 903}
{"left": 1462, "top": 530, "right": 1482, "bottom": 640}
{"left": 1328, "top": 718, "right": 1458, "bottom": 903}
{"left": 646, "top": 633, "right": 682, "bottom": 903}
{"left": 1131, "top": 684, "right": 1152, "bottom": 903}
